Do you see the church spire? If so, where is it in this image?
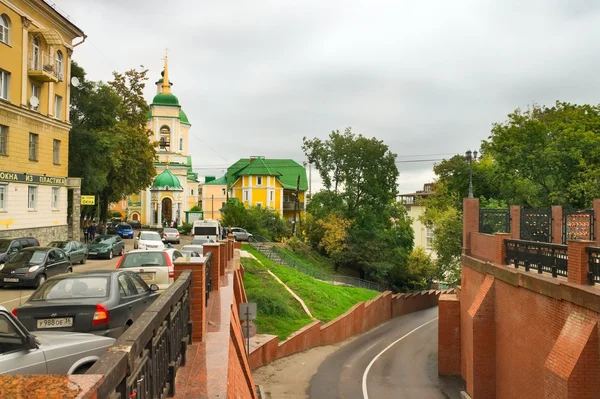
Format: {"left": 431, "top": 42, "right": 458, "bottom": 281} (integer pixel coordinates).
{"left": 162, "top": 49, "right": 171, "bottom": 94}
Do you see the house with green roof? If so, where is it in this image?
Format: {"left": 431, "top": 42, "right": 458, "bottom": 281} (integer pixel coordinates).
{"left": 226, "top": 156, "right": 308, "bottom": 221}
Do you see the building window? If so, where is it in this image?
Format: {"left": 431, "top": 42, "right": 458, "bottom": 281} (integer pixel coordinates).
{"left": 0, "top": 184, "right": 5, "bottom": 210}
{"left": 53, "top": 139, "right": 60, "bottom": 164}
{"left": 54, "top": 95, "right": 63, "bottom": 119}
{"left": 426, "top": 227, "right": 434, "bottom": 250}
{"left": 30, "top": 84, "right": 40, "bottom": 111}
{"left": 0, "top": 125, "right": 6, "bottom": 155}
{"left": 257, "top": 176, "right": 262, "bottom": 186}
{"left": 29, "top": 133, "right": 38, "bottom": 161}
{"left": 32, "top": 36, "right": 40, "bottom": 70}
{"left": 222, "top": 188, "right": 226, "bottom": 196}
{"left": 269, "top": 190, "right": 274, "bottom": 202}
{"left": 159, "top": 125, "right": 170, "bottom": 150}
{"left": 0, "top": 69, "right": 9, "bottom": 100}
{"left": 0, "top": 14, "right": 10, "bottom": 45}
{"left": 179, "top": 137, "right": 183, "bottom": 151}
{"left": 28, "top": 186, "right": 37, "bottom": 210}
{"left": 55, "top": 51, "right": 63, "bottom": 80}
{"left": 190, "top": 189, "right": 194, "bottom": 196}
{"left": 243, "top": 190, "right": 249, "bottom": 202}
{"left": 51, "top": 187, "right": 59, "bottom": 209}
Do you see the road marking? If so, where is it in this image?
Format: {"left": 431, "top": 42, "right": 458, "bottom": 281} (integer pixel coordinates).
{"left": 0, "top": 295, "right": 31, "bottom": 306}
{"left": 362, "top": 317, "right": 439, "bottom": 399}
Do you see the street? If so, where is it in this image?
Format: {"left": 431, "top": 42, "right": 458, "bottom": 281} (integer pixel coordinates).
{"left": 0, "top": 236, "right": 192, "bottom": 312}
{"left": 309, "top": 307, "right": 464, "bottom": 399}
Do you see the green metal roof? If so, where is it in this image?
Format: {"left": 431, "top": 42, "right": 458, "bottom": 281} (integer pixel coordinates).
{"left": 146, "top": 110, "right": 152, "bottom": 120}
{"left": 204, "top": 176, "right": 227, "bottom": 185}
{"left": 179, "top": 110, "right": 190, "bottom": 124}
{"left": 227, "top": 158, "right": 308, "bottom": 190}
{"left": 151, "top": 169, "right": 183, "bottom": 190}
{"left": 152, "top": 93, "right": 180, "bottom": 106}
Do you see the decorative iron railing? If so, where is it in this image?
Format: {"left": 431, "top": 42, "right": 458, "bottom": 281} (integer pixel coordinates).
{"left": 479, "top": 208, "right": 510, "bottom": 234}
{"left": 505, "top": 239, "right": 568, "bottom": 278}
{"left": 88, "top": 271, "right": 192, "bottom": 399}
{"left": 520, "top": 209, "right": 552, "bottom": 243}
{"left": 586, "top": 247, "right": 600, "bottom": 285}
{"left": 205, "top": 251, "right": 212, "bottom": 305}
{"left": 563, "top": 209, "right": 594, "bottom": 243}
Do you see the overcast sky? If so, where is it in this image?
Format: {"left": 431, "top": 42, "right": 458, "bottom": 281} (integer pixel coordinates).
{"left": 54, "top": 0, "right": 600, "bottom": 194}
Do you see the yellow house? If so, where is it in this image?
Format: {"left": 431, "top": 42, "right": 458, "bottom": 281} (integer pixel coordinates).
{"left": 0, "top": 0, "right": 84, "bottom": 243}
{"left": 200, "top": 176, "right": 227, "bottom": 220}
{"left": 399, "top": 183, "right": 437, "bottom": 259}
{"left": 227, "top": 157, "right": 307, "bottom": 221}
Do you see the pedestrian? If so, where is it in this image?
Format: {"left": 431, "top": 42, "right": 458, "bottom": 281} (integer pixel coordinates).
{"left": 173, "top": 219, "right": 178, "bottom": 229}
{"left": 83, "top": 221, "right": 89, "bottom": 243}
{"left": 90, "top": 221, "right": 97, "bottom": 241}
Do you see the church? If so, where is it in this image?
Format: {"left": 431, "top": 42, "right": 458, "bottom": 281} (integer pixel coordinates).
{"left": 111, "top": 56, "right": 199, "bottom": 226}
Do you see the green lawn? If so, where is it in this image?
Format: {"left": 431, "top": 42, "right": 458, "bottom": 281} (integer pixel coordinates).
{"left": 241, "top": 257, "right": 313, "bottom": 340}
{"left": 243, "top": 245, "right": 379, "bottom": 323}
{"left": 272, "top": 243, "right": 358, "bottom": 278}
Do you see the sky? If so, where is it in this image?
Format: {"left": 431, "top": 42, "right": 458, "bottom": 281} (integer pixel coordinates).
{"left": 52, "top": 0, "right": 600, "bottom": 194}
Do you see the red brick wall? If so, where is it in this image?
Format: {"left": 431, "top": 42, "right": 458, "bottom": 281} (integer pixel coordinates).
{"left": 227, "top": 305, "right": 258, "bottom": 399}
{"left": 203, "top": 245, "right": 220, "bottom": 291}
{"left": 460, "top": 266, "right": 486, "bottom": 379}
{"left": 438, "top": 294, "right": 460, "bottom": 376}
{"left": 552, "top": 206, "right": 563, "bottom": 244}
{"left": 470, "top": 232, "right": 509, "bottom": 264}
{"left": 321, "top": 302, "right": 365, "bottom": 345}
{"left": 276, "top": 321, "right": 321, "bottom": 358}
{"left": 510, "top": 205, "right": 520, "bottom": 240}
{"left": 249, "top": 335, "right": 278, "bottom": 369}
{"left": 463, "top": 198, "right": 480, "bottom": 255}
{"left": 174, "top": 260, "right": 206, "bottom": 342}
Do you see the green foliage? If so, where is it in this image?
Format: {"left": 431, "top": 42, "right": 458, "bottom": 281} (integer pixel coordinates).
{"left": 221, "top": 200, "right": 290, "bottom": 241}
{"left": 189, "top": 205, "right": 202, "bottom": 212}
{"left": 245, "top": 245, "right": 378, "bottom": 323}
{"left": 405, "top": 246, "right": 436, "bottom": 290}
{"left": 178, "top": 222, "right": 192, "bottom": 235}
{"left": 241, "top": 257, "right": 312, "bottom": 340}
{"left": 110, "top": 211, "right": 123, "bottom": 219}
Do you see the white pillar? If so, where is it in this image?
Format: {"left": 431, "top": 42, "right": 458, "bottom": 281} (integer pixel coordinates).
{"left": 157, "top": 200, "right": 162, "bottom": 227}
{"left": 65, "top": 50, "right": 72, "bottom": 123}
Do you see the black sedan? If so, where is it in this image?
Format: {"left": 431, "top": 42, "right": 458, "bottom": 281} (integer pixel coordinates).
{"left": 0, "top": 247, "right": 72, "bottom": 288}
{"left": 13, "top": 270, "right": 159, "bottom": 338}
{"left": 48, "top": 241, "right": 88, "bottom": 264}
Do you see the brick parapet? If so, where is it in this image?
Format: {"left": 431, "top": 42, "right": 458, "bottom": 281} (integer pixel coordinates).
{"left": 463, "top": 198, "right": 480, "bottom": 255}
{"left": 510, "top": 205, "right": 520, "bottom": 240}
{"left": 219, "top": 242, "right": 227, "bottom": 275}
{"left": 203, "top": 244, "right": 221, "bottom": 292}
{"left": 438, "top": 294, "right": 461, "bottom": 376}
{"left": 552, "top": 205, "right": 563, "bottom": 244}
{"left": 174, "top": 260, "right": 206, "bottom": 342}
{"left": 567, "top": 240, "right": 594, "bottom": 285}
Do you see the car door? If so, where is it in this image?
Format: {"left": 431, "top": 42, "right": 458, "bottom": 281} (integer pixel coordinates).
{"left": 55, "top": 249, "right": 70, "bottom": 274}
{"left": 44, "top": 250, "right": 59, "bottom": 278}
{"left": 71, "top": 242, "right": 83, "bottom": 263}
{"left": 0, "top": 312, "right": 46, "bottom": 374}
{"left": 127, "top": 274, "right": 157, "bottom": 319}
{"left": 7, "top": 241, "right": 22, "bottom": 260}
{"left": 115, "top": 273, "right": 137, "bottom": 329}
{"left": 62, "top": 242, "right": 73, "bottom": 262}
{"left": 115, "top": 236, "right": 124, "bottom": 254}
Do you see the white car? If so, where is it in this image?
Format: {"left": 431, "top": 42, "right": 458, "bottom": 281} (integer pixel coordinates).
{"left": 133, "top": 231, "right": 165, "bottom": 251}
{"left": 116, "top": 248, "right": 184, "bottom": 290}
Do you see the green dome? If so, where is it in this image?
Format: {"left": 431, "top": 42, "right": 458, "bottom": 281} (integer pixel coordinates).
{"left": 146, "top": 110, "right": 152, "bottom": 120}
{"left": 152, "top": 93, "right": 180, "bottom": 106}
{"left": 151, "top": 169, "right": 183, "bottom": 190}
{"left": 179, "top": 109, "right": 190, "bottom": 124}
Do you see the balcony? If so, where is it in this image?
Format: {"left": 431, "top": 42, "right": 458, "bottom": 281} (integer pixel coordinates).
{"left": 283, "top": 201, "right": 304, "bottom": 210}
{"left": 28, "top": 52, "right": 61, "bottom": 82}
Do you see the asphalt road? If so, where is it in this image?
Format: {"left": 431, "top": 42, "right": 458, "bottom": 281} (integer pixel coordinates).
{"left": 0, "top": 235, "right": 193, "bottom": 312}
{"left": 309, "top": 307, "right": 464, "bottom": 399}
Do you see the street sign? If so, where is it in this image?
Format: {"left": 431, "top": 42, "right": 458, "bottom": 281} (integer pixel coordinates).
{"left": 81, "top": 196, "right": 95, "bottom": 205}
{"left": 239, "top": 303, "right": 257, "bottom": 320}
{"left": 241, "top": 320, "right": 257, "bottom": 338}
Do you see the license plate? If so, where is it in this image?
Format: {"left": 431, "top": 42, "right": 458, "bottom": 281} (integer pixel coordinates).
{"left": 89, "top": 252, "right": 97, "bottom": 255}
{"left": 138, "top": 273, "right": 154, "bottom": 281}
{"left": 3, "top": 278, "right": 18, "bottom": 283}
{"left": 37, "top": 317, "right": 73, "bottom": 329}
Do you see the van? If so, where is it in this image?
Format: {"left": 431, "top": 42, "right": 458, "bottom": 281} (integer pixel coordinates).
{"left": 192, "top": 219, "right": 221, "bottom": 242}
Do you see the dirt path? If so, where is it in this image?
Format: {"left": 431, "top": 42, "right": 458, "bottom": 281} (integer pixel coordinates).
{"left": 253, "top": 338, "right": 356, "bottom": 399}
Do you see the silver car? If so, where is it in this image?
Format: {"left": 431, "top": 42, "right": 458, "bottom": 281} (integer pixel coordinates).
{"left": 231, "top": 227, "right": 252, "bottom": 242}
{"left": 0, "top": 305, "right": 115, "bottom": 375}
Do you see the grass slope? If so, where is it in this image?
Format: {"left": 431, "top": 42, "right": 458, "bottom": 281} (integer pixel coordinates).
{"left": 244, "top": 245, "right": 379, "bottom": 323}
{"left": 241, "top": 257, "right": 313, "bottom": 340}
{"left": 273, "top": 243, "right": 358, "bottom": 278}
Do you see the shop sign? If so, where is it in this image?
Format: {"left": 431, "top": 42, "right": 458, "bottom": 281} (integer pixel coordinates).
{"left": 81, "top": 196, "right": 95, "bottom": 205}
{"left": 0, "top": 171, "right": 66, "bottom": 185}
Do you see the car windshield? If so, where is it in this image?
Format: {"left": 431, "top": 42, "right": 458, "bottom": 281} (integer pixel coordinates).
{"left": 118, "top": 224, "right": 132, "bottom": 229}
{"left": 121, "top": 252, "right": 167, "bottom": 268}
{"left": 30, "top": 277, "right": 109, "bottom": 300}
{"left": 91, "top": 235, "right": 113, "bottom": 244}
{"left": 47, "top": 241, "right": 68, "bottom": 249}
{"left": 0, "top": 240, "right": 10, "bottom": 252}
{"left": 164, "top": 228, "right": 178, "bottom": 234}
{"left": 140, "top": 232, "right": 161, "bottom": 241}
{"left": 192, "top": 238, "right": 213, "bottom": 245}
{"left": 10, "top": 250, "right": 47, "bottom": 264}
{"left": 180, "top": 250, "right": 199, "bottom": 257}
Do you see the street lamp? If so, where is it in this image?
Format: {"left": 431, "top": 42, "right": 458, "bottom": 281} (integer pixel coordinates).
{"left": 465, "top": 150, "right": 478, "bottom": 199}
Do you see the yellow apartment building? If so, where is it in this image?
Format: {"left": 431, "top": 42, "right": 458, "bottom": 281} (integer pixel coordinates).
{"left": 200, "top": 176, "right": 227, "bottom": 220}
{"left": 0, "top": 0, "right": 84, "bottom": 243}
{"left": 227, "top": 157, "right": 307, "bottom": 221}
{"left": 399, "top": 183, "right": 437, "bottom": 259}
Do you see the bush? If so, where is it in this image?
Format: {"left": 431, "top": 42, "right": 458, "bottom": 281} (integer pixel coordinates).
{"left": 189, "top": 205, "right": 202, "bottom": 212}
{"left": 178, "top": 222, "right": 192, "bottom": 235}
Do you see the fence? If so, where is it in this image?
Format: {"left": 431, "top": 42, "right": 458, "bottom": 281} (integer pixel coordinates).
{"left": 87, "top": 271, "right": 192, "bottom": 399}
{"left": 205, "top": 252, "right": 212, "bottom": 305}
{"left": 505, "top": 239, "right": 568, "bottom": 278}
{"left": 249, "top": 237, "right": 388, "bottom": 292}
{"left": 563, "top": 209, "right": 594, "bottom": 243}
{"left": 586, "top": 247, "right": 600, "bottom": 285}
{"left": 479, "top": 208, "right": 510, "bottom": 234}
{"left": 520, "top": 209, "right": 552, "bottom": 243}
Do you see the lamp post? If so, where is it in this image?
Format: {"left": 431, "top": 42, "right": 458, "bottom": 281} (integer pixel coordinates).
{"left": 465, "top": 150, "right": 478, "bottom": 199}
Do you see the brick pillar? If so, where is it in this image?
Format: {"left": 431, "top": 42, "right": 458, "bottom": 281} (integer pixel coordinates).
{"left": 594, "top": 199, "right": 600, "bottom": 246}
{"left": 438, "top": 294, "right": 461, "bottom": 376}
{"left": 174, "top": 259, "right": 206, "bottom": 342}
{"left": 567, "top": 240, "right": 594, "bottom": 285}
{"left": 219, "top": 242, "right": 227, "bottom": 275}
{"left": 551, "top": 205, "right": 563, "bottom": 244}
{"left": 510, "top": 205, "right": 520, "bottom": 240}
{"left": 234, "top": 241, "right": 242, "bottom": 250}
{"left": 492, "top": 233, "right": 511, "bottom": 265}
{"left": 203, "top": 244, "right": 221, "bottom": 291}
{"left": 463, "top": 198, "right": 480, "bottom": 255}
{"left": 227, "top": 233, "right": 235, "bottom": 261}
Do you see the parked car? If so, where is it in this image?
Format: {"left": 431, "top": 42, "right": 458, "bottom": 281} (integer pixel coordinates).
{"left": 116, "top": 249, "right": 185, "bottom": 290}
{"left": 0, "top": 247, "right": 72, "bottom": 288}
{"left": 0, "top": 305, "right": 115, "bottom": 375}
{"left": 134, "top": 231, "right": 165, "bottom": 250}
{"left": 161, "top": 228, "right": 180, "bottom": 244}
{"left": 128, "top": 220, "right": 142, "bottom": 229}
{"left": 87, "top": 235, "right": 125, "bottom": 260}
{"left": 231, "top": 227, "right": 252, "bottom": 242}
{"left": 191, "top": 237, "right": 215, "bottom": 246}
{"left": 0, "top": 237, "right": 40, "bottom": 265}
{"left": 180, "top": 245, "right": 204, "bottom": 257}
{"left": 116, "top": 223, "right": 134, "bottom": 239}
{"left": 48, "top": 241, "right": 88, "bottom": 264}
{"left": 13, "top": 271, "right": 159, "bottom": 339}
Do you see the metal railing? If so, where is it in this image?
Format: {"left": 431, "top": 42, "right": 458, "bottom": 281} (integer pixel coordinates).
{"left": 88, "top": 271, "right": 192, "bottom": 399}
{"left": 249, "top": 236, "right": 388, "bottom": 292}
{"left": 28, "top": 52, "right": 62, "bottom": 80}
{"left": 205, "top": 252, "right": 212, "bottom": 305}
{"left": 505, "top": 239, "right": 568, "bottom": 278}
{"left": 586, "top": 247, "right": 600, "bottom": 285}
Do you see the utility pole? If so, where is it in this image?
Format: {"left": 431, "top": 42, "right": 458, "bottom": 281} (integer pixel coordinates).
{"left": 292, "top": 175, "right": 300, "bottom": 235}
{"left": 211, "top": 194, "right": 214, "bottom": 220}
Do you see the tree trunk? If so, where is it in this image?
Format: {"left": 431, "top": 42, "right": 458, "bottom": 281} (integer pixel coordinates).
{"left": 100, "top": 190, "right": 110, "bottom": 226}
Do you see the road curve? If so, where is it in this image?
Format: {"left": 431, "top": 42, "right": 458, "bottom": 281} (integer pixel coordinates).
{"left": 309, "top": 307, "right": 463, "bottom": 399}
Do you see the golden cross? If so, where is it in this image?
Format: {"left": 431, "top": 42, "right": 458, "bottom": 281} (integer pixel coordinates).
{"left": 163, "top": 48, "right": 169, "bottom": 61}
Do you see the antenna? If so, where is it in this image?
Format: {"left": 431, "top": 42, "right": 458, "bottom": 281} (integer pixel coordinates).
{"left": 70, "top": 76, "right": 80, "bottom": 87}
{"left": 29, "top": 96, "right": 39, "bottom": 108}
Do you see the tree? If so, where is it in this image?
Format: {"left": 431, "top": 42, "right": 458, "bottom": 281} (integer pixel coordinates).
{"left": 316, "top": 214, "right": 352, "bottom": 266}
{"left": 220, "top": 199, "right": 290, "bottom": 241}
{"left": 405, "top": 247, "right": 436, "bottom": 290}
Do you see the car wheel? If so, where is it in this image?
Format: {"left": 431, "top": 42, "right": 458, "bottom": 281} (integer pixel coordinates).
{"left": 35, "top": 274, "right": 46, "bottom": 288}
{"left": 66, "top": 268, "right": 73, "bottom": 273}
{"left": 108, "top": 250, "right": 114, "bottom": 260}
{"left": 73, "top": 364, "right": 92, "bottom": 375}
{"left": 81, "top": 255, "right": 87, "bottom": 264}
